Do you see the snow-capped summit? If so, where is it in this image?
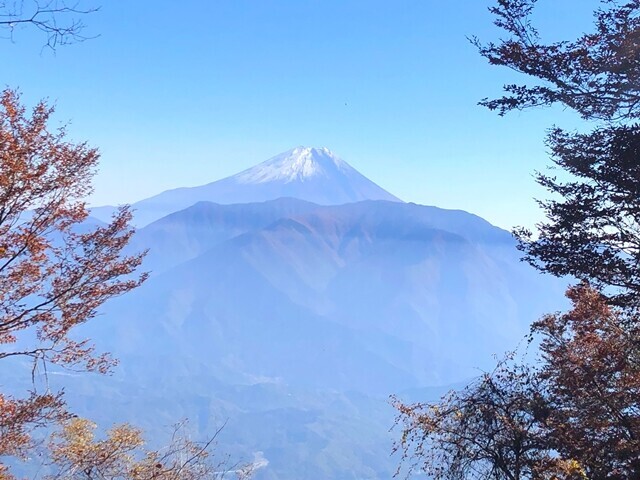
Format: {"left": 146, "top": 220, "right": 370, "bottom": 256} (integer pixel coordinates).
{"left": 92, "top": 147, "right": 402, "bottom": 227}
{"left": 235, "top": 147, "right": 348, "bottom": 184}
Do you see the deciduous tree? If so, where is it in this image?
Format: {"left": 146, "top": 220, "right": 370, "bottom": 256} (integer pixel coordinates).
{"left": 0, "top": 88, "right": 146, "bottom": 475}
{"left": 47, "top": 418, "right": 253, "bottom": 480}
{"left": 533, "top": 284, "right": 640, "bottom": 479}
{"left": 395, "top": 1, "right": 640, "bottom": 478}
{"left": 394, "top": 285, "right": 640, "bottom": 479}
{"left": 392, "top": 361, "right": 583, "bottom": 480}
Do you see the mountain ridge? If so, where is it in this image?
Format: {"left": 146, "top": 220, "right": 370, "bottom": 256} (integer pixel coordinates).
{"left": 127, "top": 198, "right": 513, "bottom": 277}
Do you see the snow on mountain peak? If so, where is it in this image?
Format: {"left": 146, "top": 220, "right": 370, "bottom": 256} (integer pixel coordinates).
{"left": 235, "top": 146, "right": 350, "bottom": 184}
{"left": 90, "top": 145, "right": 403, "bottom": 227}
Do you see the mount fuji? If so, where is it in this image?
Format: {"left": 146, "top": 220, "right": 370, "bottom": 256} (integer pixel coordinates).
{"left": 93, "top": 147, "right": 401, "bottom": 227}
{"left": 62, "top": 145, "right": 570, "bottom": 479}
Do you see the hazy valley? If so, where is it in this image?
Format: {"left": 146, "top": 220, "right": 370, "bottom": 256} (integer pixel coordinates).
{"left": 22, "top": 147, "right": 569, "bottom": 479}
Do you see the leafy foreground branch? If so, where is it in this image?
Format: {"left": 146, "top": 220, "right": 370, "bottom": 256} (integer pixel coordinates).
{"left": 392, "top": 361, "right": 562, "bottom": 480}
{"left": 393, "top": 285, "right": 640, "bottom": 479}
{"left": 0, "top": 89, "right": 252, "bottom": 479}
{"left": 472, "top": 0, "right": 640, "bottom": 122}
{"left": 42, "top": 418, "right": 254, "bottom": 480}
{"left": 0, "top": 87, "right": 146, "bottom": 473}
{"left": 515, "top": 125, "right": 640, "bottom": 309}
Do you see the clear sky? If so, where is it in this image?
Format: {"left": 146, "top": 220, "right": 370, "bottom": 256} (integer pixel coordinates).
{"left": 2, "top": 0, "right": 600, "bottom": 229}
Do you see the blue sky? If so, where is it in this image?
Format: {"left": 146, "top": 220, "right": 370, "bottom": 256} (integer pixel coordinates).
{"left": 2, "top": 0, "right": 599, "bottom": 229}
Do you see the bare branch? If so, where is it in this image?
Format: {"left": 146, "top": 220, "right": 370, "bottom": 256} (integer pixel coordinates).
{"left": 0, "top": 1, "right": 100, "bottom": 50}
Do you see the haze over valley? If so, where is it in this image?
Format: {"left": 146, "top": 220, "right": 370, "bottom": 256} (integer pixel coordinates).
{"left": 4, "top": 2, "right": 635, "bottom": 479}
{"left": 34, "top": 146, "right": 567, "bottom": 479}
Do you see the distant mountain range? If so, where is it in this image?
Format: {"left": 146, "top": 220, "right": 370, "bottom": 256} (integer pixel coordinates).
{"left": 91, "top": 147, "right": 401, "bottom": 227}
{"left": 111, "top": 197, "right": 562, "bottom": 388}
{"left": 16, "top": 148, "right": 567, "bottom": 479}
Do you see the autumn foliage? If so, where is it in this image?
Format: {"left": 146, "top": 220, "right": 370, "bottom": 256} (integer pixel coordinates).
{"left": 46, "top": 418, "right": 252, "bottom": 480}
{"left": 0, "top": 89, "right": 146, "bottom": 372}
{"left": 394, "top": 1, "right": 640, "bottom": 479}
{"left": 394, "top": 285, "right": 640, "bottom": 479}
{"left": 0, "top": 89, "right": 147, "bottom": 475}
{"left": 534, "top": 286, "right": 640, "bottom": 478}
{"left": 392, "top": 362, "right": 560, "bottom": 479}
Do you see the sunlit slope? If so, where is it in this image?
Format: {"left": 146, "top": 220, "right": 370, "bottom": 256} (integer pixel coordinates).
{"left": 99, "top": 199, "right": 564, "bottom": 389}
